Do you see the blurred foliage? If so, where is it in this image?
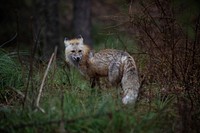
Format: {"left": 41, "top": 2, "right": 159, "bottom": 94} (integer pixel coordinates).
{"left": 172, "top": 0, "right": 200, "bottom": 38}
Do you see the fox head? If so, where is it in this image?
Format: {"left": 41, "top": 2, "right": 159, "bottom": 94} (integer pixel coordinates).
{"left": 64, "top": 36, "right": 90, "bottom": 67}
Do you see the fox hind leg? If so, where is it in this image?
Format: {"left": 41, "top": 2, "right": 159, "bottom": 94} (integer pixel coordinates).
{"left": 108, "top": 61, "right": 122, "bottom": 85}
{"left": 108, "top": 61, "right": 123, "bottom": 100}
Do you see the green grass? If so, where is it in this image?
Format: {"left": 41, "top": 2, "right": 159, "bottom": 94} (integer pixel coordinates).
{"left": 0, "top": 86, "right": 177, "bottom": 133}
{"left": 0, "top": 44, "right": 179, "bottom": 133}
{"left": 0, "top": 67, "right": 178, "bottom": 132}
{"left": 0, "top": 50, "right": 23, "bottom": 91}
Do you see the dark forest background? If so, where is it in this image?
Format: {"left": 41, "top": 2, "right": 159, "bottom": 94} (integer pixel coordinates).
{"left": 1, "top": 0, "right": 94, "bottom": 61}
{"left": 0, "top": 0, "right": 200, "bottom": 133}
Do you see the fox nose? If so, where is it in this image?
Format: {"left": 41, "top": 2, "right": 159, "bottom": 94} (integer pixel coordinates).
{"left": 73, "top": 56, "right": 81, "bottom": 62}
{"left": 76, "top": 57, "right": 81, "bottom": 61}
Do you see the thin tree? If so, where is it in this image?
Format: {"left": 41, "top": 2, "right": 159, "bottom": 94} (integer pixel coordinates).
{"left": 43, "top": 0, "right": 60, "bottom": 61}
{"left": 73, "top": 0, "right": 92, "bottom": 46}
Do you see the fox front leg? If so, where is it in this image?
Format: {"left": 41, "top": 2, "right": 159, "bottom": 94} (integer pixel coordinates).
{"left": 90, "top": 77, "right": 101, "bottom": 89}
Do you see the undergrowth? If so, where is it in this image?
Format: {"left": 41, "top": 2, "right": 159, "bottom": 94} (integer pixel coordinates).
{"left": 0, "top": 50, "right": 23, "bottom": 91}
{"left": 0, "top": 43, "right": 179, "bottom": 133}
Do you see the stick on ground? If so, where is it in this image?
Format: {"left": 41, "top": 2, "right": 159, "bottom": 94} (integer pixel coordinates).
{"left": 35, "top": 52, "right": 55, "bottom": 113}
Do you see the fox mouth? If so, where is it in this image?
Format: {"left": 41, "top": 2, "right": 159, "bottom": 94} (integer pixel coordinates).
{"left": 72, "top": 57, "right": 81, "bottom": 62}
{"left": 71, "top": 56, "right": 82, "bottom": 66}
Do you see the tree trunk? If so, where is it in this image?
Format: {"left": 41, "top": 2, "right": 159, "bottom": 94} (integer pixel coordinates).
{"left": 73, "top": 0, "right": 92, "bottom": 47}
{"left": 33, "top": 0, "right": 60, "bottom": 62}
{"left": 42, "top": 0, "right": 60, "bottom": 61}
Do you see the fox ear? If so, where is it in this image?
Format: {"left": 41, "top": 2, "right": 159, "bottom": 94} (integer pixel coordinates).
{"left": 64, "top": 37, "right": 69, "bottom": 47}
{"left": 78, "top": 35, "right": 84, "bottom": 44}
{"left": 77, "top": 35, "right": 82, "bottom": 39}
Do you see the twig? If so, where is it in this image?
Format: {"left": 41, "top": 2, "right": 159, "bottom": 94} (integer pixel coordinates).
{"left": 8, "top": 87, "right": 31, "bottom": 102}
{"left": 35, "top": 52, "right": 55, "bottom": 113}
{"left": 61, "top": 89, "right": 64, "bottom": 121}
{"left": 140, "top": 0, "right": 162, "bottom": 33}
{"left": 116, "top": 34, "right": 128, "bottom": 51}
{"left": 53, "top": 46, "right": 58, "bottom": 62}
{"left": 63, "top": 61, "right": 71, "bottom": 86}
{"left": 0, "top": 33, "right": 18, "bottom": 48}
{"left": 16, "top": 9, "right": 23, "bottom": 70}
{"left": 142, "top": 24, "right": 180, "bottom": 80}
{"left": 49, "top": 46, "right": 58, "bottom": 85}
{"left": 58, "top": 89, "right": 66, "bottom": 133}
{"left": 23, "top": 25, "right": 42, "bottom": 109}
{"left": 103, "top": 21, "right": 129, "bottom": 30}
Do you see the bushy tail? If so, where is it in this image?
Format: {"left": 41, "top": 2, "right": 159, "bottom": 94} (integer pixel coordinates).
{"left": 121, "top": 55, "right": 140, "bottom": 104}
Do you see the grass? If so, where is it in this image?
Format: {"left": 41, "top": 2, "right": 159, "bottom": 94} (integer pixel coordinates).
{"left": 0, "top": 50, "right": 23, "bottom": 91}
{"left": 0, "top": 67, "right": 178, "bottom": 132}
{"left": 0, "top": 38, "right": 179, "bottom": 133}
{"left": 0, "top": 90, "right": 177, "bottom": 133}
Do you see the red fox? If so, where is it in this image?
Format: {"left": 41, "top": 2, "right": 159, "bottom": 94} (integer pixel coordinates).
{"left": 64, "top": 36, "right": 140, "bottom": 104}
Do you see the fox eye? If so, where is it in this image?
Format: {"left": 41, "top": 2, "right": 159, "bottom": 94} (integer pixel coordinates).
{"left": 78, "top": 50, "right": 82, "bottom": 53}
{"left": 71, "top": 50, "right": 75, "bottom": 53}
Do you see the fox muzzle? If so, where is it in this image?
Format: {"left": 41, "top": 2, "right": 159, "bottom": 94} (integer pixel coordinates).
{"left": 72, "top": 56, "right": 82, "bottom": 62}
